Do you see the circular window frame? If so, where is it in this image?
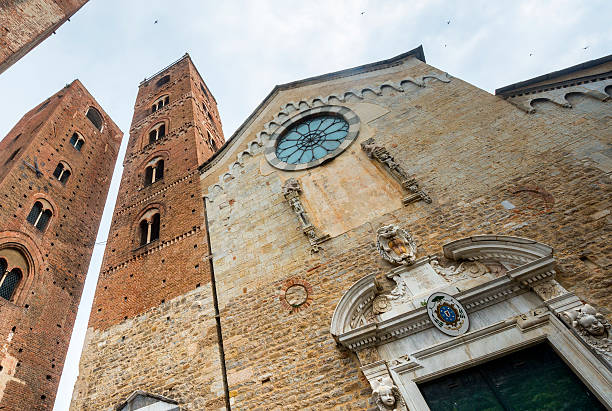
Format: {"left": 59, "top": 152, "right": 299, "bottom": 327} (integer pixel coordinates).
{"left": 264, "top": 105, "right": 360, "bottom": 171}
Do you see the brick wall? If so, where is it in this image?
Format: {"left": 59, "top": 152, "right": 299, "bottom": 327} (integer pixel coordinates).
{"left": 0, "top": 80, "right": 121, "bottom": 410}
{"left": 0, "top": 0, "right": 88, "bottom": 75}
{"left": 87, "top": 55, "right": 224, "bottom": 330}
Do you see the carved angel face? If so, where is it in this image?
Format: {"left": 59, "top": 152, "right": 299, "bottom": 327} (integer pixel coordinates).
{"left": 378, "top": 386, "right": 396, "bottom": 406}
{"left": 579, "top": 314, "right": 606, "bottom": 336}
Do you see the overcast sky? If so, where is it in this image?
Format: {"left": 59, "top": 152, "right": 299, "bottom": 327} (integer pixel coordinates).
{"left": 0, "top": 1, "right": 610, "bottom": 410}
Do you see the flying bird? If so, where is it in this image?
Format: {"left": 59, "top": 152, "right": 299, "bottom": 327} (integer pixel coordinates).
{"left": 583, "top": 46, "right": 589, "bottom": 50}
{"left": 529, "top": 52, "right": 534, "bottom": 56}
{"left": 446, "top": 20, "right": 450, "bottom": 24}
{"left": 361, "top": 11, "right": 365, "bottom": 15}
{"left": 154, "top": 20, "right": 158, "bottom": 24}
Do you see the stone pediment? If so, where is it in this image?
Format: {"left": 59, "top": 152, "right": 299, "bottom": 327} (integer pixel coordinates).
{"left": 330, "top": 235, "right": 556, "bottom": 350}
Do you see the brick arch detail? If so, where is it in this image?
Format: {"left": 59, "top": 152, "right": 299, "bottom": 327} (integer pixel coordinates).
{"left": 141, "top": 118, "right": 171, "bottom": 150}
{"left": 25, "top": 193, "right": 59, "bottom": 234}
{"left": 0, "top": 231, "right": 44, "bottom": 306}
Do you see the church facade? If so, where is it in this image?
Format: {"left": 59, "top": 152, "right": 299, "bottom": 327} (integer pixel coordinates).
{"left": 72, "top": 47, "right": 611, "bottom": 410}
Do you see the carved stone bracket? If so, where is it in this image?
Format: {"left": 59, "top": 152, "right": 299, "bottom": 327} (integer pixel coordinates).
{"left": 560, "top": 303, "right": 612, "bottom": 367}
{"left": 282, "top": 178, "right": 330, "bottom": 253}
{"left": 361, "top": 361, "right": 408, "bottom": 411}
{"left": 361, "top": 138, "right": 431, "bottom": 205}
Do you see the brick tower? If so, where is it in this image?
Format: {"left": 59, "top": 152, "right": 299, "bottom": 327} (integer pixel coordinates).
{"left": 0, "top": 80, "right": 121, "bottom": 409}
{"left": 86, "top": 55, "right": 223, "bottom": 334}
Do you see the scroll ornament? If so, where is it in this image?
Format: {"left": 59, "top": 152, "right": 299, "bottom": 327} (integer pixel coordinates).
{"left": 282, "top": 178, "right": 330, "bottom": 253}
{"left": 361, "top": 138, "right": 431, "bottom": 205}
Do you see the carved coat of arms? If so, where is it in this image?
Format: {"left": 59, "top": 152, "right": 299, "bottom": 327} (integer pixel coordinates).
{"left": 426, "top": 292, "right": 469, "bottom": 336}
{"left": 376, "top": 225, "right": 417, "bottom": 265}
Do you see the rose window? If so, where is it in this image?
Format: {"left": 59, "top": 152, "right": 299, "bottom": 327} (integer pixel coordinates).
{"left": 275, "top": 115, "right": 349, "bottom": 165}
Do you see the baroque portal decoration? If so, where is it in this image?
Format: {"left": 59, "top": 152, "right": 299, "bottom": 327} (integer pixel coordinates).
{"left": 282, "top": 178, "right": 330, "bottom": 253}
{"left": 372, "top": 376, "right": 408, "bottom": 411}
{"left": 361, "top": 138, "right": 431, "bottom": 205}
{"left": 561, "top": 304, "right": 612, "bottom": 365}
{"left": 426, "top": 292, "right": 469, "bottom": 336}
{"left": 376, "top": 225, "right": 417, "bottom": 266}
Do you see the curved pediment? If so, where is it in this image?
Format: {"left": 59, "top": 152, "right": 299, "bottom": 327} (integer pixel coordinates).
{"left": 443, "top": 235, "right": 552, "bottom": 268}
{"left": 331, "top": 235, "right": 555, "bottom": 342}
{"left": 330, "top": 273, "right": 377, "bottom": 338}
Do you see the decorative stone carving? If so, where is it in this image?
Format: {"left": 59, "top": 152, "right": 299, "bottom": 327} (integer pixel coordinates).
{"left": 431, "top": 259, "right": 490, "bottom": 280}
{"left": 282, "top": 178, "right": 330, "bottom": 253}
{"left": 372, "top": 376, "right": 408, "bottom": 411}
{"left": 356, "top": 347, "right": 382, "bottom": 365}
{"left": 372, "top": 295, "right": 391, "bottom": 314}
{"left": 376, "top": 225, "right": 417, "bottom": 265}
{"left": 531, "top": 280, "right": 567, "bottom": 301}
{"left": 561, "top": 304, "right": 612, "bottom": 364}
{"left": 361, "top": 138, "right": 431, "bottom": 205}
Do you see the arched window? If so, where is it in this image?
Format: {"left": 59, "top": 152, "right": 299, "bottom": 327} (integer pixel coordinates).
{"left": 139, "top": 211, "right": 160, "bottom": 246}
{"left": 156, "top": 75, "right": 170, "bottom": 87}
{"left": 69, "top": 132, "right": 85, "bottom": 151}
{"left": 151, "top": 95, "right": 170, "bottom": 113}
{"left": 86, "top": 107, "right": 103, "bottom": 131}
{"left": 148, "top": 123, "right": 166, "bottom": 144}
{"left": 0, "top": 258, "right": 22, "bottom": 301}
{"left": 0, "top": 248, "right": 28, "bottom": 303}
{"left": 26, "top": 200, "right": 52, "bottom": 231}
{"left": 52, "top": 162, "right": 71, "bottom": 184}
{"left": 144, "top": 158, "right": 164, "bottom": 186}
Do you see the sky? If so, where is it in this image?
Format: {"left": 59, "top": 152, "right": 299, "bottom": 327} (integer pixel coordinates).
{"left": 0, "top": 1, "right": 609, "bottom": 409}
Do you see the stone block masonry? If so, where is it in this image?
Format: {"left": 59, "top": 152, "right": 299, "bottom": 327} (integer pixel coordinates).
{"left": 0, "top": 80, "right": 121, "bottom": 409}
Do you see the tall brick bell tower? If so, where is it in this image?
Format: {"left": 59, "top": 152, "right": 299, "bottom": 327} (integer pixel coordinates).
{"left": 87, "top": 54, "right": 223, "bottom": 331}
{"left": 0, "top": 80, "right": 121, "bottom": 409}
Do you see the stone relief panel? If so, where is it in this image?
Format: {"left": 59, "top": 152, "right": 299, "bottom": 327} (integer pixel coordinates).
{"left": 361, "top": 137, "right": 431, "bottom": 205}
{"left": 281, "top": 177, "right": 330, "bottom": 253}
{"left": 561, "top": 304, "right": 612, "bottom": 366}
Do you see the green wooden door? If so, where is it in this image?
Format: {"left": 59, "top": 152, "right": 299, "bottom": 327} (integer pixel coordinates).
{"left": 419, "top": 343, "right": 605, "bottom": 411}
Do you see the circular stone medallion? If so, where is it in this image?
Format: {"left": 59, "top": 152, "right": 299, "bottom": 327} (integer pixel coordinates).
{"left": 426, "top": 292, "right": 469, "bottom": 336}
{"left": 284, "top": 284, "right": 308, "bottom": 307}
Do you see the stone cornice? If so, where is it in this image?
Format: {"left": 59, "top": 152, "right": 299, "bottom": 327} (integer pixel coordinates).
{"left": 101, "top": 225, "right": 202, "bottom": 277}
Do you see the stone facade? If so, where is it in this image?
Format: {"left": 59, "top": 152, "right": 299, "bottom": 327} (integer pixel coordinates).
{"left": 0, "top": 80, "right": 121, "bottom": 409}
{"left": 72, "top": 48, "right": 611, "bottom": 410}
{"left": 0, "top": 0, "right": 88, "bottom": 75}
